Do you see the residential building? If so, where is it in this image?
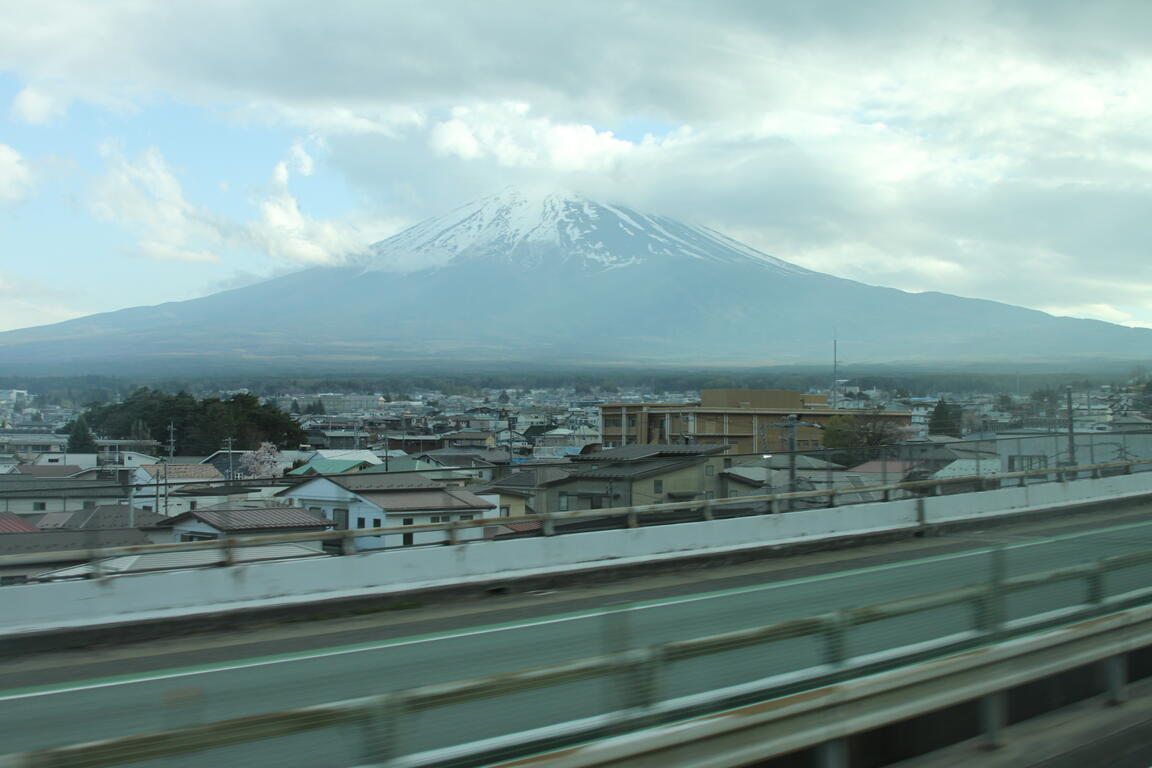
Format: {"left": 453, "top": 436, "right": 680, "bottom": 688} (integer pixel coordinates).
{"left": 599, "top": 389, "right": 913, "bottom": 454}
{"left": 277, "top": 472, "right": 496, "bottom": 549}
{"left": 0, "top": 476, "right": 130, "bottom": 519}
{"left": 541, "top": 444, "right": 732, "bottom": 515}
{"left": 155, "top": 507, "right": 333, "bottom": 543}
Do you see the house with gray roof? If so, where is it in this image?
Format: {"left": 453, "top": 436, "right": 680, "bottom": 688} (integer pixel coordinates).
{"left": 542, "top": 444, "right": 732, "bottom": 516}
{"left": 155, "top": 507, "right": 333, "bottom": 544}
{"left": 276, "top": 472, "right": 496, "bottom": 549}
{"left": 0, "top": 476, "right": 130, "bottom": 520}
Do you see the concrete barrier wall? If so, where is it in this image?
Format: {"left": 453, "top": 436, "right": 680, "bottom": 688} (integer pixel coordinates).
{"left": 4, "top": 472, "right": 1152, "bottom": 636}
{"left": 922, "top": 471, "right": 1152, "bottom": 523}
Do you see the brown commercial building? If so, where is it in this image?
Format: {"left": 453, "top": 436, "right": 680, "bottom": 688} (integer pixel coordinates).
{"left": 599, "top": 389, "right": 913, "bottom": 455}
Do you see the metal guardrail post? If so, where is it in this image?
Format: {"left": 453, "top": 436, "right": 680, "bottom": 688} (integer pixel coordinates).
{"left": 86, "top": 550, "right": 104, "bottom": 580}
{"left": 979, "top": 546, "right": 1007, "bottom": 636}
{"left": 822, "top": 612, "right": 850, "bottom": 668}
{"left": 816, "top": 738, "right": 850, "bottom": 768}
{"left": 618, "top": 647, "right": 664, "bottom": 713}
{"left": 542, "top": 511, "right": 555, "bottom": 536}
{"left": 359, "top": 693, "right": 408, "bottom": 764}
{"left": 447, "top": 521, "right": 460, "bottom": 546}
{"left": 1087, "top": 563, "right": 1105, "bottom": 605}
{"left": 218, "top": 538, "right": 236, "bottom": 568}
{"left": 1105, "top": 655, "right": 1128, "bottom": 706}
{"left": 341, "top": 531, "right": 357, "bottom": 556}
{"left": 702, "top": 500, "right": 714, "bottom": 521}
{"left": 980, "top": 690, "right": 1006, "bottom": 749}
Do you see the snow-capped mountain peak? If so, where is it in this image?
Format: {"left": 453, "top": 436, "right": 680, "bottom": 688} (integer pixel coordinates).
{"left": 355, "top": 187, "right": 812, "bottom": 276}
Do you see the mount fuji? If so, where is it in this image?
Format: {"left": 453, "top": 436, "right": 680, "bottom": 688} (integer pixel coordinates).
{"left": 2, "top": 187, "right": 1150, "bottom": 374}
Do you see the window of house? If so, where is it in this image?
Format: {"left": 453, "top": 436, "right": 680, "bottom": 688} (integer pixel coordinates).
{"left": 82, "top": 500, "right": 96, "bottom": 510}
{"left": 500, "top": 505, "right": 510, "bottom": 517}
{"left": 1009, "top": 455, "right": 1048, "bottom": 472}
{"left": 332, "top": 507, "right": 349, "bottom": 528}
{"left": 142, "top": 505, "right": 153, "bottom": 512}
{"left": 459, "top": 514, "right": 474, "bottom": 521}
{"left": 653, "top": 479, "right": 664, "bottom": 494}
{"left": 402, "top": 517, "right": 414, "bottom": 525}
{"left": 430, "top": 515, "right": 450, "bottom": 523}
{"left": 704, "top": 490, "right": 715, "bottom": 500}
{"left": 189, "top": 501, "right": 197, "bottom": 511}
{"left": 32, "top": 502, "right": 46, "bottom": 511}
{"left": 723, "top": 458, "right": 733, "bottom": 468}
{"left": 357, "top": 517, "right": 366, "bottom": 529}
{"left": 558, "top": 492, "right": 570, "bottom": 511}
{"left": 47, "top": 457, "right": 60, "bottom": 464}
{"left": 373, "top": 518, "right": 382, "bottom": 528}
{"left": 705, "top": 465, "right": 715, "bottom": 476}
{"left": 180, "top": 532, "right": 217, "bottom": 542}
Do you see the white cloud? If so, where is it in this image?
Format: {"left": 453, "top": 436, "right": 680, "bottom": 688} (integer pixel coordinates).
{"left": 0, "top": 272, "right": 87, "bottom": 332}
{"left": 90, "top": 144, "right": 227, "bottom": 263}
{"left": 89, "top": 141, "right": 402, "bottom": 269}
{"left": 245, "top": 144, "right": 406, "bottom": 266}
{"left": 255, "top": 104, "right": 426, "bottom": 136}
{"left": 289, "top": 141, "right": 314, "bottom": 176}
{"left": 0, "top": 144, "right": 33, "bottom": 204}
{"left": 1038, "top": 303, "right": 1152, "bottom": 329}
{"left": 9, "top": 1, "right": 1152, "bottom": 324}
{"left": 9, "top": 84, "right": 66, "bottom": 124}
{"left": 429, "top": 103, "right": 635, "bottom": 171}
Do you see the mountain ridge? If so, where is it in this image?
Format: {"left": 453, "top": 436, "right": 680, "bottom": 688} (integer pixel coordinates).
{"left": 1, "top": 187, "right": 1149, "bottom": 374}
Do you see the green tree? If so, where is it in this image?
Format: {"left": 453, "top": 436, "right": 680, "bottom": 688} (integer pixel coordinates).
{"left": 66, "top": 414, "right": 98, "bottom": 453}
{"left": 1030, "top": 387, "right": 1060, "bottom": 416}
{"left": 928, "top": 399, "right": 963, "bottom": 437}
{"left": 84, "top": 389, "right": 306, "bottom": 455}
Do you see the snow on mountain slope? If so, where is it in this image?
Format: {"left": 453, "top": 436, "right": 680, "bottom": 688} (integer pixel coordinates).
{"left": 355, "top": 187, "right": 814, "bottom": 276}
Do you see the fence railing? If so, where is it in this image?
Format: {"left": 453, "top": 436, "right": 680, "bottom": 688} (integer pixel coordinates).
{"left": 8, "top": 523, "right": 1152, "bottom": 767}
{"left": 3, "top": 457, "right": 1149, "bottom": 581}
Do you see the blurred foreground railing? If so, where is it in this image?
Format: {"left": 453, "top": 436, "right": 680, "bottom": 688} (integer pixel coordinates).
{"left": 9, "top": 527, "right": 1152, "bottom": 767}
{"left": 3, "top": 457, "right": 1149, "bottom": 582}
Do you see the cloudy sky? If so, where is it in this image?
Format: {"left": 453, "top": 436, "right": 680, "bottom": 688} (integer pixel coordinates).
{"left": 1, "top": 0, "right": 1151, "bottom": 333}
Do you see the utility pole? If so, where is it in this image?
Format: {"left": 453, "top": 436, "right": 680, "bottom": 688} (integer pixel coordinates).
{"left": 1066, "top": 386, "right": 1077, "bottom": 468}
{"left": 760, "top": 453, "right": 773, "bottom": 513}
{"left": 154, "top": 459, "right": 162, "bottom": 516}
{"left": 166, "top": 422, "right": 176, "bottom": 459}
{"left": 507, "top": 411, "right": 515, "bottom": 466}
{"left": 765, "top": 415, "right": 821, "bottom": 509}
{"left": 223, "top": 436, "right": 235, "bottom": 481}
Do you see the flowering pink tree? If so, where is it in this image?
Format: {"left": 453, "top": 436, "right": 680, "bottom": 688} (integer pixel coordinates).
{"left": 238, "top": 441, "right": 282, "bottom": 479}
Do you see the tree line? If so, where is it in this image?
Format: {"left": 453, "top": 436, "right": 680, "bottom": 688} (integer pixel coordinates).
{"left": 75, "top": 388, "right": 307, "bottom": 455}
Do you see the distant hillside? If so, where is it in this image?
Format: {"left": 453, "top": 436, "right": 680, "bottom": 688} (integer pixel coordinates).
{"left": 1, "top": 187, "right": 1149, "bottom": 375}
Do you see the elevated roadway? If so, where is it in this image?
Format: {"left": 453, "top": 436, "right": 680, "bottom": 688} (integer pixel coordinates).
{"left": 5, "top": 500, "right": 1152, "bottom": 766}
